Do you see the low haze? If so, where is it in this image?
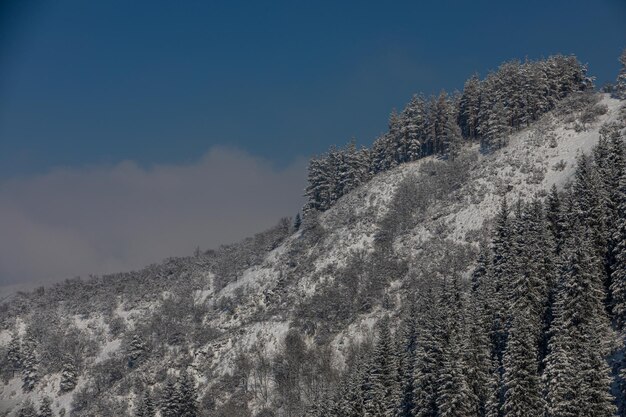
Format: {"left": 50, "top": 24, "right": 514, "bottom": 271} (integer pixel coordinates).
{"left": 0, "top": 147, "right": 306, "bottom": 287}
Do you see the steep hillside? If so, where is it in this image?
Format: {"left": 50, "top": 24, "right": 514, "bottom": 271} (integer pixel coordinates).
{"left": 0, "top": 93, "right": 624, "bottom": 417}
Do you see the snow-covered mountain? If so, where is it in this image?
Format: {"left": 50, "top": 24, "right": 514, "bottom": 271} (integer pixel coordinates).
{"left": 0, "top": 92, "right": 624, "bottom": 417}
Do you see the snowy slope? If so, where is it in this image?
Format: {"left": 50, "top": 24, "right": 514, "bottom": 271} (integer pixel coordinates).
{"left": 0, "top": 94, "right": 623, "bottom": 416}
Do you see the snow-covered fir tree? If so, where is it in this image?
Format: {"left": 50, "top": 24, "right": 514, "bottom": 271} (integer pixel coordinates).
{"left": 20, "top": 337, "right": 39, "bottom": 392}
{"left": 612, "top": 153, "right": 626, "bottom": 330}
{"left": 7, "top": 333, "right": 21, "bottom": 375}
{"left": 160, "top": 378, "right": 179, "bottom": 417}
{"left": 38, "top": 396, "right": 53, "bottom": 417}
{"left": 413, "top": 286, "right": 445, "bottom": 417}
{"left": 135, "top": 391, "right": 155, "bottom": 417}
{"left": 60, "top": 356, "right": 78, "bottom": 392}
{"left": 304, "top": 54, "right": 592, "bottom": 213}
{"left": 363, "top": 316, "right": 401, "bottom": 417}
{"left": 614, "top": 48, "right": 626, "bottom": 100}
{"left": 545, "top": 229, "right": 615, "bottom": 417}
{"left": 436, "top": 278, "right": 474, "bottom": 417}
{"left": 16, "top": 400, "right": 37, "bottom": 417}
{"left": 177, "top": 370, "right": 198, "bottom": 417}
{"left": 502, "top": 311, "right": 545, "bottom": 417}
{"left": 127, "top": 333, "right": 147, "bottom": 368}
{"left": 459, "top": 74, "right": 482, "bottom": 140}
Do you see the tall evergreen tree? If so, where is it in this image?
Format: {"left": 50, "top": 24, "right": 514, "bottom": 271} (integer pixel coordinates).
{"left": 614, "top": 48, "right": 626, "bottom": 100}
{"left": 293, "top": 213, "right": 302, "bottom": 231}
{"left": 396, "top": 301, "right": 419, "bottom": 417}
{"left": 413, "top": 287, "right": 444, "bottom": 417}
{"left": 136, "top": 391, "right": 156, "bottom": 417}
{"left": 160, "top": 378, "right": 179, "bottom": 417}
{"left": 177, "top": 370, "right": 198, "bottom": 417}
{"left": 7, "top": 333, "right": 21, "bottom": 375}
{"left": 21, "top": 337, "right": 39, "bottom": 392}
{"left": 489, "top": 197, "right": 512, "bottom": 359}
{"left": 502, "top": 310, "right": 545, "bottom": 417}
{"left": 364, "top": 317, "right": 400, "bottom": 417}
{"left": 60, "top": 356, "right": 78, "bottom": 392}
{"left": 401, "top": 94, "right": 427, "bottom": 161}
{"left": 38, "top": 396, "right": 53, "bottom": 417}
{"left": 336, "top": 353, "right": 367, "bottom": 417}
{"left": 437, "top": 277, "right": 474, "bottom": 417}
{"left": 17, "top": 400, "right": 37, "bottom": 417}
{"left": 459, "top": 74, "right": 482, "bottom": 140}
{"left": 127, "top": 333, "right": 147, "bottom": 368}
{"left": 546, "top": 185, "right": 567, "bottom": 255}
{"left": 466, "top": 263, "right": 496, "bottom": 417}
{"left": 611, "top": 156, "right": 626, "bottom": 330}
{"left": 545, "top": 229, "right": 615, "bottom": 417}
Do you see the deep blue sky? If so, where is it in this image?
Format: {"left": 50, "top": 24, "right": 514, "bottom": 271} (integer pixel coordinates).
{"left": 1, "top": 0, "right": 625, "bottom": 178}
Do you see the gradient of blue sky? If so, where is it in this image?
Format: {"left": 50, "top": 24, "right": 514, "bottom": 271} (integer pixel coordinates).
{"left": 1, "top": 0, "right": 625, "bottom": 178}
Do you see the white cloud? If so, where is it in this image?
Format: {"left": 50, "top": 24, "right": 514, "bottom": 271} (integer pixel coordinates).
{"left": 0, "top": 147, "right": 306, "bottom": 287}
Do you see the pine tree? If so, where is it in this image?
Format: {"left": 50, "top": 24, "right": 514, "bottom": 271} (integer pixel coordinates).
{"left": 401, "top": 94, "right": 427, "bottom": 161}
{"left": 489, "top": 198, "right": 512, "bottom": 359}
{"left": 304, "top": 148, "right": 343, "bottom": 213}
{"left": 161, "top": 378, "right": 179, "bottom": 417}
{"left": 616, "top": 334, "right": 626, "bottom": 417}
{"left": 7, "top": 333, "right": 21, "bottom": 375}
{"left": 397, "top": 302, "right": 419, "bottom": 417}
{"left": 614, "top": 48, "right": 626, "bottom": 100}
{"left": 546, "top": 185, "right": 568, "bottom": 255}
{"left": 502, "top": 311, "right": 545, "bottom": 417}
{"left": 17, "top": 400, "right": 37, "bottom": 417}
{"left": 293, "top": 213, "right": 302, "bottom": 231}
{"left": 481, "top": 198, "right": 514, "bottom": 417}
{"left": 521, "top": 59, "right": 549, "bottom": 124}
{"left": 60, "top": 356, "right": 78, "bottom": 392}
{"left": 483, "top": 101, "right": 510, "bottom": 150}
{"left": 128, "top": 334, "right": 147, "bottom": 368}
{"left": 611, "top": 158, "right": 626, "bottom": 330}
{"left": 38, "top": 396, "right": 53, "bottom": 417}
{"left": 136, "top": 391, "right": 156, "bottom": 417}
{"left": 413, "top": 287, "right": 445, "bottom": 417}
{"left": 364, "top": 317, "right": 400, "bottom": 417}
{"left": 437, "top": 332, "right": 474, "bottom": 417}
{"left": 464, "top": 294, "right": 493, "bottom": 417}
{"left": 21, "top": 337, "right": 39, "bottom": 392}
{"left": 508, "top": 200, "right": 551, "bottom": 331}
{"left": 471, "top": 240, "right": 490, "bottom": 292}
{"left": 545, "top": 230, "right": 615, "bottom": 417}
{"left": 436, "top": 295, "right": 474, "bottom": 417}
{"left": 596, "top": 125, "right": 625, "bottom": 318}
{"left": 572, "top": 153, "right": 612, "bottom": 309}
{"left": 337, "top": 358, "right": 367, "bottom": 417}
{"left": 444, "top": 95, "right": 463, "bottom": 160}
{"left": 177, "top": 370, "right": 198, "bottom": 417}
{"left": 459, "top": 74, "right": 482, "bottom": 140}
